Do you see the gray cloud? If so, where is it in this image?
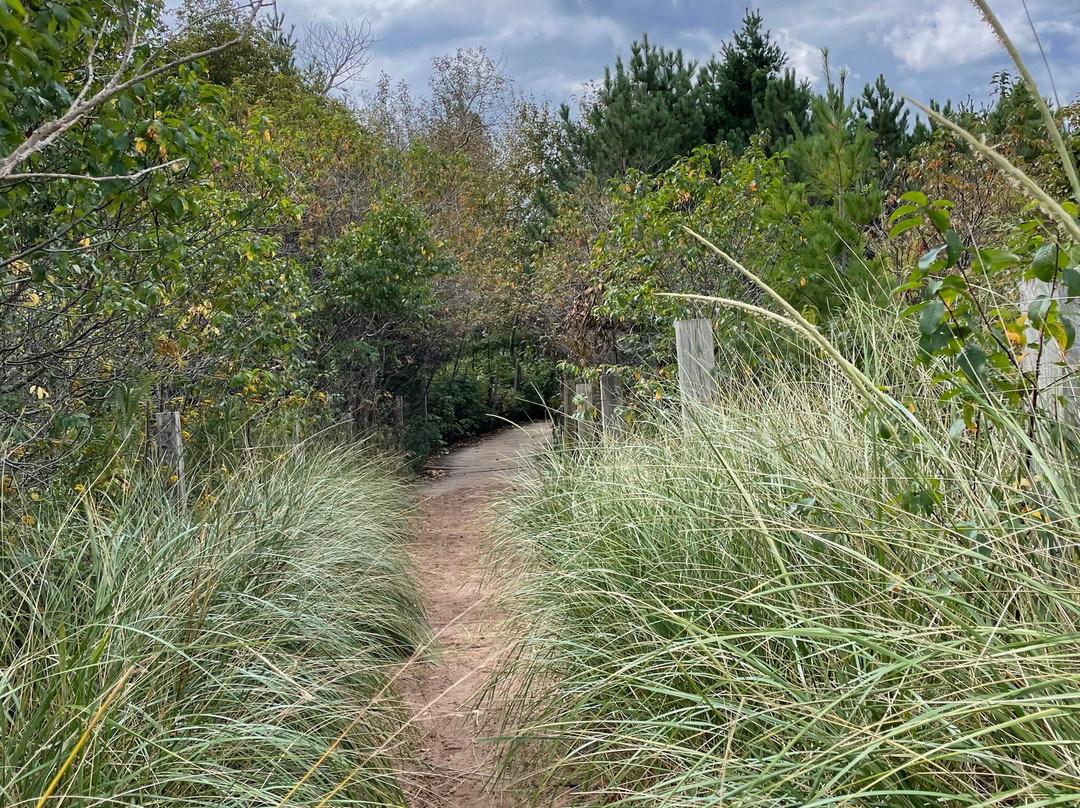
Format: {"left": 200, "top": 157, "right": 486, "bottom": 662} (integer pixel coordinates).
{"left": 278, "top": 0, "right": 1080, "bottom": 112}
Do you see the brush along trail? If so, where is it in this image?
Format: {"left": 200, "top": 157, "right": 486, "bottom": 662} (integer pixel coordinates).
{"left": 401, "top": 422, "right": 549, "bottom": 808}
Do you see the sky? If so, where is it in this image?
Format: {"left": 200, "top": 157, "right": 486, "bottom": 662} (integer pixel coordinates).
{"left": 276, "top": 0, "right": 1080, "bottom": 115}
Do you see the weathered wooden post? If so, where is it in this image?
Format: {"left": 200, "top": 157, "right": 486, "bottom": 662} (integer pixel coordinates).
{"left": 559, "top": 375, "right": 577, "bottom": 447}
{"left": 599, "top": 371, "right": 624, "bottom": 437}
{"left": 1019, "top": 279, "right": 1080, "bottom": 423}
{"left": 576, "top": 380, "right": 598, "bottom": 444}
{"left": 675, "top": 319, "right": 717, "bottom": 425}
{"left": 154, "top": 410, "right": 186, "bottom": 503}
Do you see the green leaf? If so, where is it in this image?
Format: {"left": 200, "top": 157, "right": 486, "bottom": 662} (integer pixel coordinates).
{"left": 1030, "top": 243, "right": 1058, "bottom": 282}
{"left": 944, "top": 229, "right": 962, "bottom": 268}
{"left": 899, "top": 190, "right": 928, "bottom": 206}
{"left": 927, "top": 207, "right": 950, "bottom": 233}
{"left": 972, "top": 248, "right": 1018, "bottom": 274}
{"left": 1028, "top": 295, "right": 1052, "bottom": 328}
{"left": 888, "top": 217, "right": 922, "bottom": 238}
{"left": 919, "top": 299, "right": 946, "bottom": 336}
{"left": 888, "top": 204, "right": 919, "bottom": 224}
{"left": 1062, "top": 266, "right": 1080, "bottom": 298}
{"left": 1061, "top": 317, "right": 1076, "bottom": 351}
{"left": 1044, "top": 314, "right": 1068, "bottom": 350}
{"left": 919, "top": 246, "right": 945, "bottom": 271}
{"left": 957, "top": 343, "right": 987, "bottom": 385}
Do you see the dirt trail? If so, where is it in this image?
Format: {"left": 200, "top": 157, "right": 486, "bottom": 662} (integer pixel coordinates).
{"left": 401, "top": 422, "right": 550, "bottom": 808}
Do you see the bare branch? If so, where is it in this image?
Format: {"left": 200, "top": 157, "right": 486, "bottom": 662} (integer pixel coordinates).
{"left": 298, "top": 18, "right": 375, "bottom": 96}
{"left": 3, "top": 159, "right": 189, "bottom": 184}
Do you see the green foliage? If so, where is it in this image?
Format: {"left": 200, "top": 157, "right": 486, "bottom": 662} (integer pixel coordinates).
{"left": 173, "top": 0, "right": 297, "bottom": 95}
{"left": 562, "top": 35, "right": 703, "bottom": 179}
{"left": 858, "top": 74, "right": 911, "bottom": 167}
{"left": 891, "top": 190, "right": 1080, "bottom": 432}
{"left": 0, "top": 0, "right": 311, "bottom": 480}
{"left": 786, "top": 63, "right": 886, "bottom": 307}
{"left": 697, "top": 9, "right": 811, "bottom": 152}
{"left": 561, "top": 11, "right": 811, "bottom": 181}
{"left": 590, "top": 142, "right": 794, "bottom": 361}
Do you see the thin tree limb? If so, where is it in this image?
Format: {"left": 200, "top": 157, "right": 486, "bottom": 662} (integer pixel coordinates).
{"left": 0, "top": 0, "right": 268, "bottom": 180}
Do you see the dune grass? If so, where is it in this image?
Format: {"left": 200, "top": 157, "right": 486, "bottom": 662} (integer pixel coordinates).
{"left": 489, "top": 339, "right": 1080, "bottom": 807}
{"left": 1, "top": 446, "right": 428, "bottom": 807}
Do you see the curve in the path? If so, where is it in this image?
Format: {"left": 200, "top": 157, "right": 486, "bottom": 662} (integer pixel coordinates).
{"left": 401, "top": 422, "right": 550, "bottom": 808}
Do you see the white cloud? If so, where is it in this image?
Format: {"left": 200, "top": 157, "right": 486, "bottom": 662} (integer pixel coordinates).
{"left": 276, "top": 0, "right": 1080, "bottom": 110}
{"left": 881, "top": 1, "right": 1035, "bottom": 71}
{"left": 775, "top": 28, "right": 821, "bottom": 84}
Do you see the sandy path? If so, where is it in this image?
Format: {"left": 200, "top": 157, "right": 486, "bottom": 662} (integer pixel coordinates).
{"left": 401, "top": 422, "right": 550, "bottom": 808}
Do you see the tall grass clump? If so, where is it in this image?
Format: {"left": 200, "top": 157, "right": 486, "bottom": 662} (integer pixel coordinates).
{"left": 490, "top": 342, "right": 1080, "bottom": 806}
{"left": 1, "top": 446, "right": 428, "bottom": 806}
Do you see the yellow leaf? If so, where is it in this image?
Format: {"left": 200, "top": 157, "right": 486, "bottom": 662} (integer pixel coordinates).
{"left": 25, "top": 292, "right": 40, "bottom": 307}
{"left": 134, "top": 137, "right": 148, "bottom": 155}
{"left": 264, "top": 129, "right": 271, "bottom": 142}
{"left": 79, "top": 237, "right": 91, "bottom": 248}
{"left": 29, "top": 384, "right": 49, "bottom": 400}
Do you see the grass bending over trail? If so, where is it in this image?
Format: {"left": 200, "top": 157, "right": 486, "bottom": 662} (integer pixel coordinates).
{"left": 491, "top": 374, "right": 1080, "bottom": 807}
{"left": 1, "top": 447, "right": 428, "bottom": 807}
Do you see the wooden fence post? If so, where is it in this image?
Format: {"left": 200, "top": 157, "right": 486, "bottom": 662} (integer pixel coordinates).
{"left": 576, "top": 380, "right": 598, "bottom": 444}
{"left": 599, "top": 371, "right": 624, "bottom": 437}
{"left": 675, "top": 319, "right": 716, "bottom": 423}
{"left": 560, "top": 375, "right": 576, "bottom": 447}
{"left": 1020, "top": 279, "right": 1080, "bottom": 422}
{"left": 154, "top": 410, "right": 186, "bottom": 503}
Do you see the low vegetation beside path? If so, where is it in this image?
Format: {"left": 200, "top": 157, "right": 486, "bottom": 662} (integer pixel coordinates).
{"left": 491, "top": 344, "right": 1080, "bottom": 807}
{"left": 1, "top": 447, "right": 428, "bottom": 807}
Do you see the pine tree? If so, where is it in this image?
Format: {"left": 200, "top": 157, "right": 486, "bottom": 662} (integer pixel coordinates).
{"left": 857, "top": 75, "right": 910, "bottom": 164}
{"left": 558, "top": 12, "right": 812, "bottom": 180}
{"left": 562, "top": 35, "right": 703, "bottom": 179}
{"left": 787, "top": 57, "right": 882, "bottom": 294}
{"left": 697, "top": 10, "right": 810, "bottom": 151}
{"left": 753, "top": 68, "right": 813, "bottom": 151}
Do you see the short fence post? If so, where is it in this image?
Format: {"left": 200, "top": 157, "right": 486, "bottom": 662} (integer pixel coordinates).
{"left": 560, "top": 375, "right": 577, "bottom": 447}
{"left": 1019, "top": 279, "right": 1080, "bottom": 423}
{"left": 675, "top": 319, "right": 716, "bottom": 424}
{"left": 599, "top": 371, "right": 624, "bottom": 437}
{"left": 154, "top": 410, "right": 186, "bottom": 503}
{"left": 576, "top": 380, "right": 598, "bottom": 444}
